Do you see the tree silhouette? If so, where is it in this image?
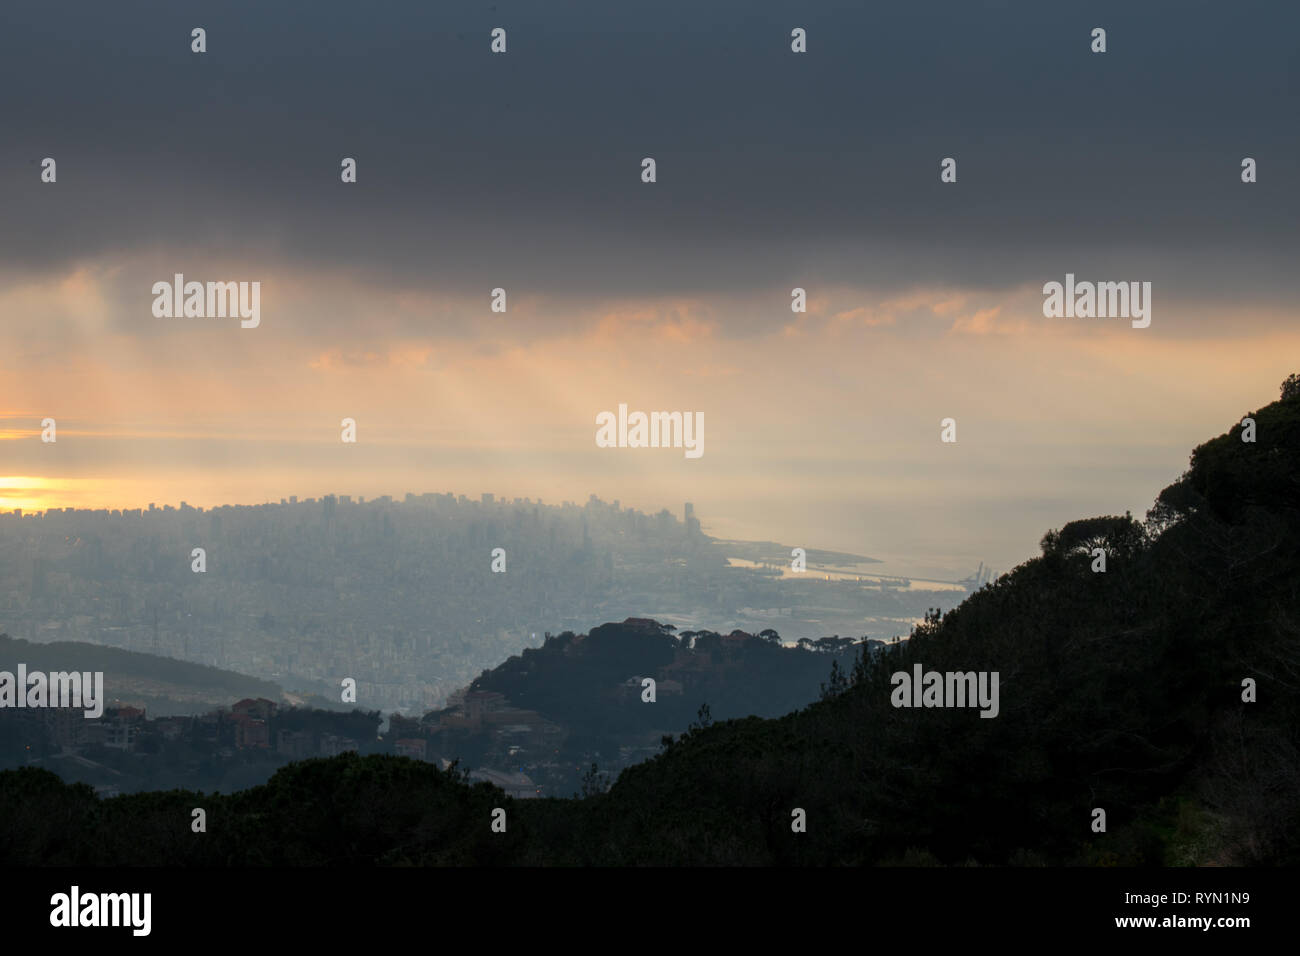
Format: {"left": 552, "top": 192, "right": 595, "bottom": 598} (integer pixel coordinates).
{"left": 1282, "top": 372, "right": 1300, "bottom": 402}
{"left": 820, "top": 659, "right": 848, "bottom": 700}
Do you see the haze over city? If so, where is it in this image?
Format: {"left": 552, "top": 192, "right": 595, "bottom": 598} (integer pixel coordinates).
{"left": 2, "top": 1, "right": 1296, "bottom": 581}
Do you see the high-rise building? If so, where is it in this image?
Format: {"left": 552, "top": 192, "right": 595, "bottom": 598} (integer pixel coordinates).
{"left": 684, "top": 502, "right": 701, "bottom": 537}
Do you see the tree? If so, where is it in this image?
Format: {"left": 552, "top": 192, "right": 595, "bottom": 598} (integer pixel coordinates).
{"left": 1041, "top": 513, "right": 1144, "bottom": 561}
{"left": 820, "top": 659, "right": 848, "bottom": 700}
{"left": 1145, "top": 472, "right": 1202, "bottom": 537}
{"left": 813, "top": 636, "right": 854, "bottom": 653}
{"left": 688, "top": 703, "right": 714, "bottom": 733}
{"left": 1281, "top": 373, "right": 1300, "bottom": 402}
{"left": 850, "top": 640, "right": 876, "bottom": 686}
{"left": 579, "top": 762, "right": 610, "bottom": 798}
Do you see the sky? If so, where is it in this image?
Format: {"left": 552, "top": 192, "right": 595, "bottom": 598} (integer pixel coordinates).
{"left": 1, "top": 0, "right": 1298, "bottom": 579}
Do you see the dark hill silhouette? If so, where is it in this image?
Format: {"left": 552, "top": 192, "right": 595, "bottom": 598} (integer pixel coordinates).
{"left": 3, "top": 376, "right": 1297, "bottom": 865}
{"left": 459, "top": 618, "right": 868, "bottom": 735}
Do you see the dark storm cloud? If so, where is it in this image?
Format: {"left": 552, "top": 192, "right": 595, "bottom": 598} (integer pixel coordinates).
{"left": 0, "top": 0, "right": 1296, "bottom": 305}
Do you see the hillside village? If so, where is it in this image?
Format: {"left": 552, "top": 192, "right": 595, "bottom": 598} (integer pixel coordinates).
{"left": 1, "top": 618, "right": 869, "bottom": 798}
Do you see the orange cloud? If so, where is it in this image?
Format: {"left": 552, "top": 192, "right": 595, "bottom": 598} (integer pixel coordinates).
{"left": 309, "top": 345, "right": 433, "bottom": 371}
{"left": 590, "top": 300, "right": 717, "bottom": 344}
{"left": 831, "top": 306, "right": 897, "bottom": 328}
{"left": 950, "top": 306, "right": 1004, "bottom": 334}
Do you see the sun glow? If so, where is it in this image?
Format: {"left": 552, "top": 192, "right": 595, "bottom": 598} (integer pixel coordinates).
{"left": 0, "top": 475, "right": 57, "bottom": 513}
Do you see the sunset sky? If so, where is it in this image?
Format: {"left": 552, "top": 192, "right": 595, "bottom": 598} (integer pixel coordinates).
{"left": 2, "top": 0, "right": 1297, "bottom": 579}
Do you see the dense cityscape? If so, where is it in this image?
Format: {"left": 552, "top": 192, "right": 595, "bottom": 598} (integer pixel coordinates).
{"left": 0, "top": 494, "right": 963, "bottom": 713}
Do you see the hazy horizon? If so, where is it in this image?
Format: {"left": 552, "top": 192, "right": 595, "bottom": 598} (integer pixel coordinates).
{"left": 0, "top": 369, "right": 1285, "bottom": 582}
{"left": 4, "top": 0, "right": 1297, "bottom": 585}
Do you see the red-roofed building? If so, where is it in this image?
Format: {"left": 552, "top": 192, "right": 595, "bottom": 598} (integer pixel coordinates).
{"left": 231, "top": 715, "right": 270, "bottom": 749}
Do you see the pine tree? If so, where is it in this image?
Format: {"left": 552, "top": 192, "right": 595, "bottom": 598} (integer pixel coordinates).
{"left": 820, "top": 659, "right": 848, "bottom": 700}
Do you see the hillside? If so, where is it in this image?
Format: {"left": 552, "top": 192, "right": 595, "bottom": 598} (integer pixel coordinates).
{"left": 403, "top": 619, "right": 868, "bottom": 794}
{"left": 3, "top": 377, "right": 1297, "bottom": 866}
{"left": 0, "top": 635, "right": 295, "bottom": 716}
{"left": 575, "top": 379, "right": 1300, "bottom": 865}
{"left": 463, "top": 619, "right": 867, "bottom": 734}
